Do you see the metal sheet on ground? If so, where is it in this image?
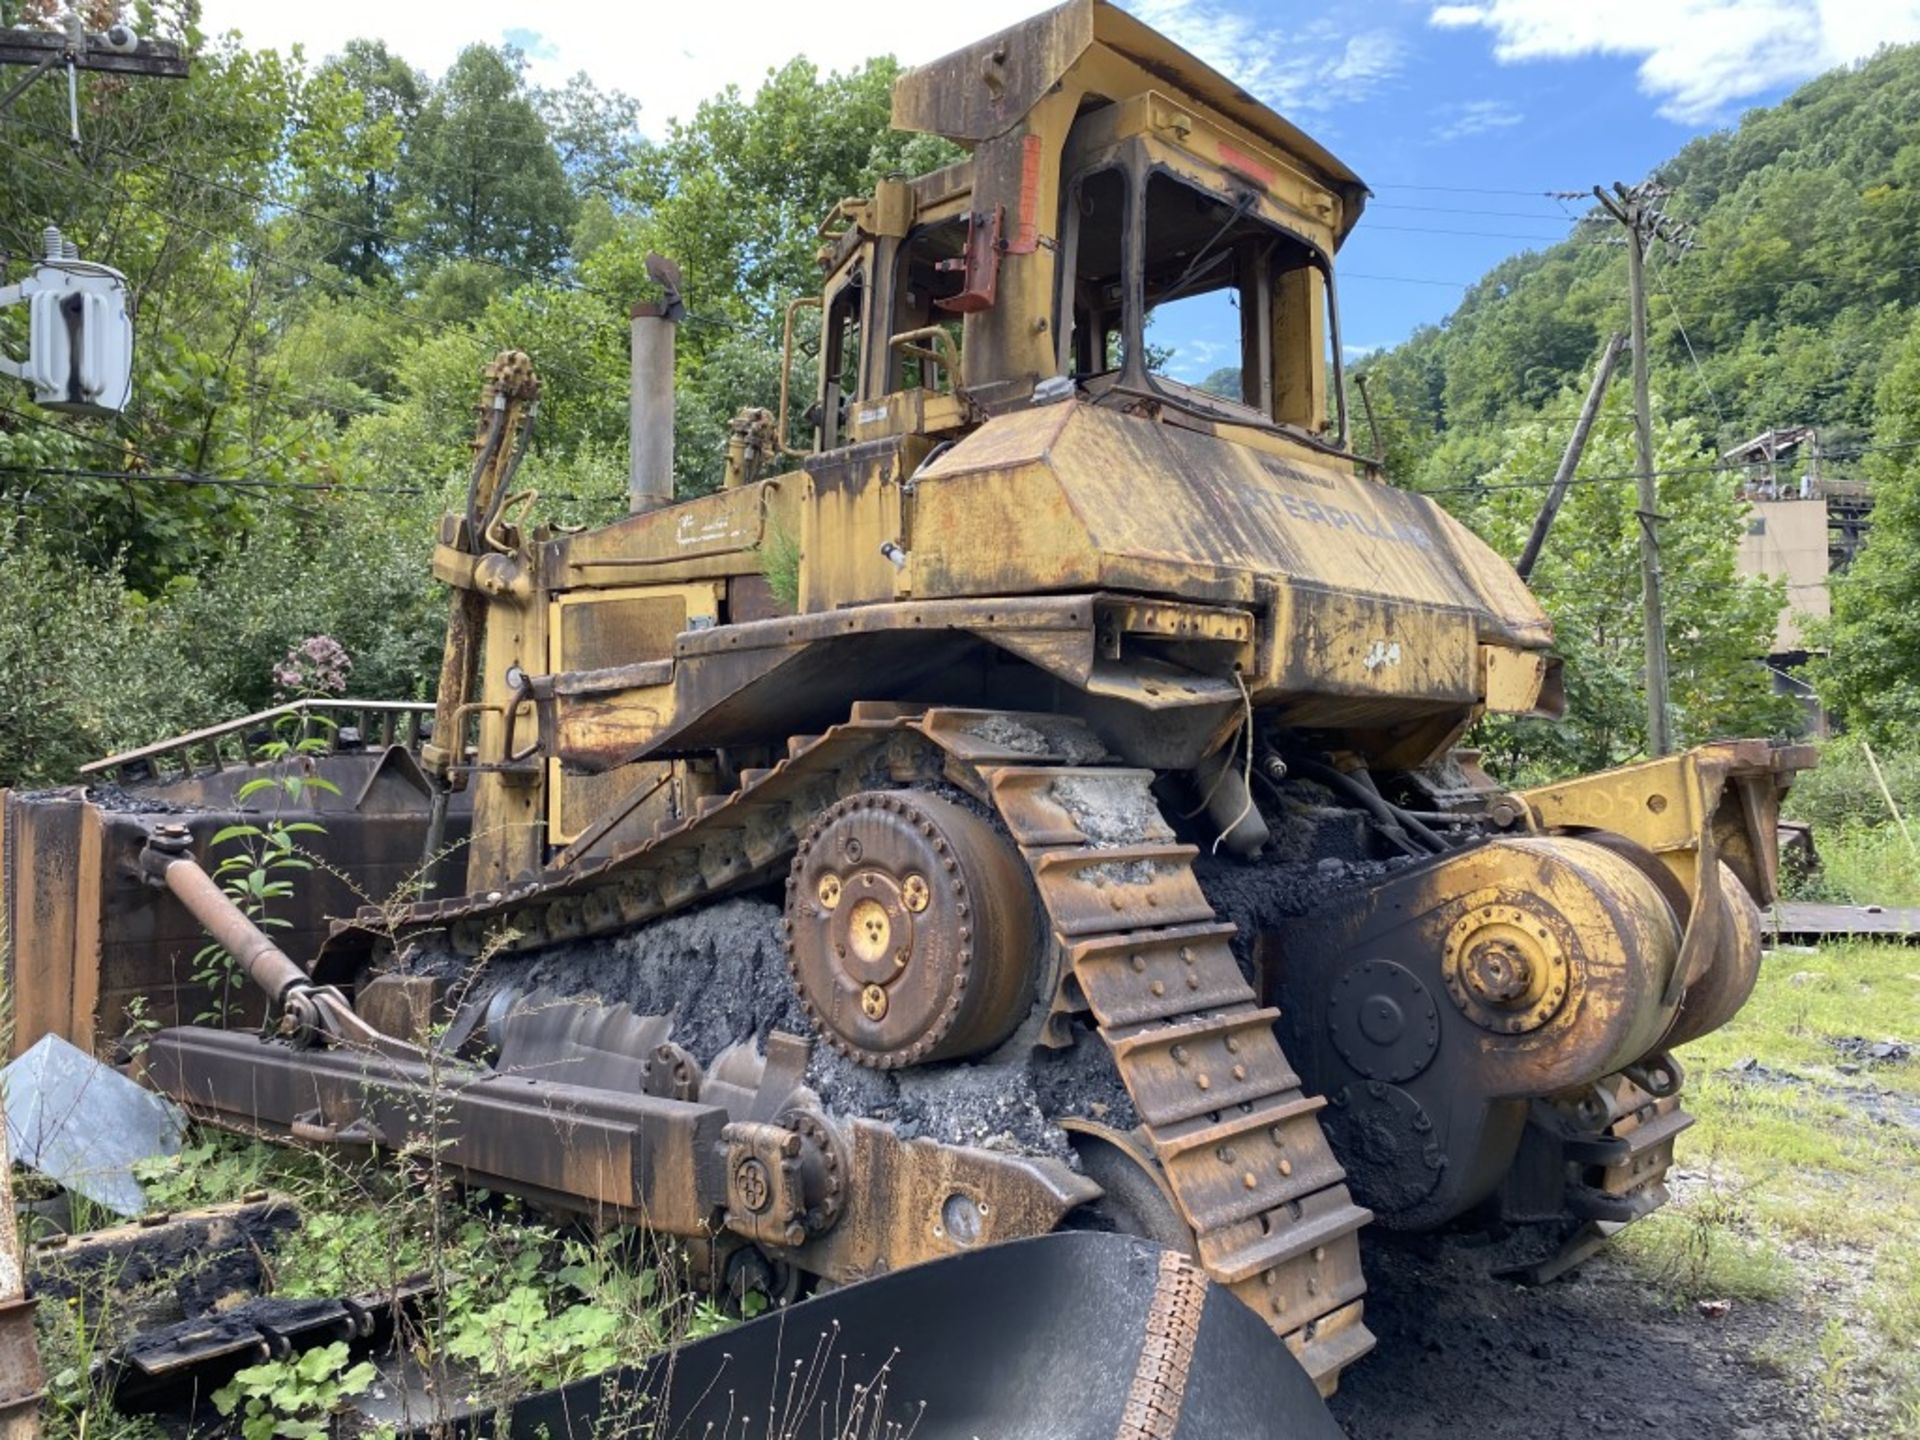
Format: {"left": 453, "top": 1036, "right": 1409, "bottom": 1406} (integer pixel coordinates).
{"left": 1769, "top": 902, "right": 1920, "bottom": 943}
{"left": 1, "top": 1034, "right": 186, "bottom": 1216}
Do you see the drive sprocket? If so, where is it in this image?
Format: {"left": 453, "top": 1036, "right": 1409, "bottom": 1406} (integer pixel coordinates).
{"left": 783, "top": 790, "right": 1039, "bottom": 1068}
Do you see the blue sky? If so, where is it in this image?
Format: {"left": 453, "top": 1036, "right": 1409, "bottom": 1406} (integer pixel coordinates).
{"left": 202, "top": 0, "right": 1920, "bottom": 357}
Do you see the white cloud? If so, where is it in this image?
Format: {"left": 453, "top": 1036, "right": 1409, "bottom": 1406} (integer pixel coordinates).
{"left": 197, "top": 0, "right": 1054, "bottom": 135}
{"left": 1135, "top": 0, "right": 1406, "bottom": 113}
{"left": 197, "top": 0, "right": 1405, "bottom": 136}
{"left": 1432, "top": 97, "right": 1525, "bottom": 141}
{"left": 1430, "top": 0, "right": 1920, "bottom": 121}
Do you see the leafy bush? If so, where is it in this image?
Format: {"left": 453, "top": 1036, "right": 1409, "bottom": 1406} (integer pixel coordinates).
{"left": 0, "top": 495, "right": 449, "bottom": 789}
{"left": 0, "top": 525, "right": 213, "bottom": 787}
{"left": 1784, "top": 737, "right": 1920, "bottom": 831}
{"left": 212, "top": 1343, "right": 376, "bottom": 1440}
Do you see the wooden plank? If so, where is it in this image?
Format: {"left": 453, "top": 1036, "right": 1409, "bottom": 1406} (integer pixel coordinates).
{"left": 1768, "top": 902, "right": 1920, "bottom": 944}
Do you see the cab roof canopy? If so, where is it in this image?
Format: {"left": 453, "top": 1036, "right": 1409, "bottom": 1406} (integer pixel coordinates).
{"left": 891, "top": 0, "right": 1369, "bottom": 240}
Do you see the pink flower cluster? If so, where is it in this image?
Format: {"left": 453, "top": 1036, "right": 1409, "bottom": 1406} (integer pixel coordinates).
{"left": 274, "top": 635, "right": 352, "bottom": 696}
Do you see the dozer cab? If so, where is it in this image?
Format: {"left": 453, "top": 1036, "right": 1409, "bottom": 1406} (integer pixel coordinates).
{"left": 2, "top": 0, "right": 1809, "bottom": 1410}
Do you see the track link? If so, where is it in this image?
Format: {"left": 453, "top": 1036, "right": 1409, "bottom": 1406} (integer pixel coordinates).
{"left": 982, "top": 761, "right": 1374, "bottom": 1394}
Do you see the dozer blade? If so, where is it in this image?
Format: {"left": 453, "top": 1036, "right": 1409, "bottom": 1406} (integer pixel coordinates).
{"left": 483, "top": 1232, "right": 1343, "bottom": 1440}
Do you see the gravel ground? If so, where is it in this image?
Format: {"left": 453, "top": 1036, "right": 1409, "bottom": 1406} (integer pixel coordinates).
{"left": 1328, "top": 1229, "right": 1812, "bottom": 1439}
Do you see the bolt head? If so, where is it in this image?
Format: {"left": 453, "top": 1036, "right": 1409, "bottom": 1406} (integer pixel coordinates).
{"left": 1463, "top": 939, "right": 1534, "bottom": 1006}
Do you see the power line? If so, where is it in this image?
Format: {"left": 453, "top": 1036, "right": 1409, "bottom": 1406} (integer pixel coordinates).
{"left": 1417, "top": 437, "right": 1920, "bottom": 497}
{"left": 1362, "top": 221, "right": 1575, "bottom": 243}
{"left": 1369, "top": 182, "right": 1585, "bottom": 198}
{"left": 1368, "top": 201, "right": 1591, "bottom": 221}
{"left": 1341, "top": 271, "right": 1473, "bottom": 289}
{"left": 1646, "top": 249, "right": 1726, "bottom": 433}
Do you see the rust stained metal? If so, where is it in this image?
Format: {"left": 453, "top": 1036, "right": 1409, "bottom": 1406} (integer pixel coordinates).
{"left": 143, "top": 1025, "right": 727, "bottom": 1232}
{"left": 890, "top": 0, "right": 1365, "bottom": 237}
{"left": 786, "top": 790, "right": 1039, "bottom": 1068}
{"left": 1265, "top": 833, "right": 1689, "bottom": 1232}
{"left": 3, "top": 746, "right": 464, "bottom": 1059}
{"left": 138, "top": 1021, "right": 1096, "bottom": 1289}
{"left": 1115, "top": 1249, "right": 1208, "bottom": 1440}
{"left": 908, "top": 403, "right": 1553, "bottom": 656}
{"left": 78, "top": 699, "right": 433, "bottom": 787}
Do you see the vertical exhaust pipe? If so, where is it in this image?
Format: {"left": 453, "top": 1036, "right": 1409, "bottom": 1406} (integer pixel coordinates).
{"left": 630, "top": 254, "right": 685, "bottom": 514}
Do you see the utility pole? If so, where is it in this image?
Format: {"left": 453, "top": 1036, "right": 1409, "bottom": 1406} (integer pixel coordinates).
{"left": 1594, "top": 181, "right": 1685, "bottom": 757}
{"left": 0, "top": 17, "right": 187, "bottom": 128}
{"left": 1516, "top": 331, "right": 1626, "bottom": 582}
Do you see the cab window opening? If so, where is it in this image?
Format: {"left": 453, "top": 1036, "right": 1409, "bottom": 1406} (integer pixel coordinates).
{"left": 890, "top": 218, "right": 967, "bottom": 393}
{"left": 1142, "top": 172, "right": 1303, "bottom": 421}
{"left": 817, "top": 267, "right": 865, "bottom": 448}
{"left": 1057, "top": 158, "right": 1349, "bottom": 445}
{"left": 1058, "top": 166, "right": 1129, "bottom": 380}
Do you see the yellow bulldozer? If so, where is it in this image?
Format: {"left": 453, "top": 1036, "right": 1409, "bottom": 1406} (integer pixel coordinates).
{"left": 2, "top": 0, "right": 1808, "bottom": 1414}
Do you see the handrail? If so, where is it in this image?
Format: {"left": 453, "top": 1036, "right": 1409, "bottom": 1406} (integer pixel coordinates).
{"left": 889, "top": 325, "right": 962, "bottom": 392}
{"left": 80, "top": 698, "right": 435, "bottom": 784}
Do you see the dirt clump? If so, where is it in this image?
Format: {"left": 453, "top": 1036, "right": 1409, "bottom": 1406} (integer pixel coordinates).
{"left": 1048, "top": 772, "right": 1165, "bottom": 845}
{"left": 968, "top": 714, "right": 1107, "bottom": 763}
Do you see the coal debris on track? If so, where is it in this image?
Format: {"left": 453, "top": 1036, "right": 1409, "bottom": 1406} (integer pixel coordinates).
{"left": 403, "top": 895, "right": 1131, "bottom": 1163}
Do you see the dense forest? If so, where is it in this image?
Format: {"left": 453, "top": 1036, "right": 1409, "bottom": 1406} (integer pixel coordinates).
{"left": 2, "top": 0, "right": 1917, "bottom": 787}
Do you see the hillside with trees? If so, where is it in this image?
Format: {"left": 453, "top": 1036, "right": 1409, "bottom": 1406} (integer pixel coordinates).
{"left": 1, "top": 1, "right": 1916, "bottom": 786}
{"left": 1356, "top": 40, "right": 1920, "bottom": 765}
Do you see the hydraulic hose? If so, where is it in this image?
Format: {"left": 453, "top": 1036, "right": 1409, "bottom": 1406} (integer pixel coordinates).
{"left": 1288, "top": 757, "right": 1449, "bottom": 855}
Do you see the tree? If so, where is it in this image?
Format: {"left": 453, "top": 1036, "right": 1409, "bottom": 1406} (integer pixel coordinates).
{"left": 1448, "top": 391, "right": 1796, "bottom": 779}
{"left": 537, "top": 72, "right": 643, "bottom": 202}
{"left": 1812, "top": 310, "right": 1920, "bottom": 745}
{"left": 295, "top": 40, "right": 423, "bottom": 283}
{"left": 571, "top": 57, "right": 960, "bottom": 494}
{"left": 401, "top": 46, "right": 576, "bottom": 279}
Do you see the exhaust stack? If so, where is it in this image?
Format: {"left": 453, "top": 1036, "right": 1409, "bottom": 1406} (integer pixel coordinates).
{"left": 629, "top": 254, "right": 685, "bottom": 514}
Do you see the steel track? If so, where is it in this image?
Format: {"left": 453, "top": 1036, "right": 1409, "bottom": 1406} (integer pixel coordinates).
{"left": 339, "top": 705, "right": 1755, "bottom": 1394}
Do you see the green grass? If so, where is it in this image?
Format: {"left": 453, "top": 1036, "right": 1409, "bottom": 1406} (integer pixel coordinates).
{"left": 32, "top": 1134, "right": 721, "bottom": 1440}
{"left": 1635, "top": 939, "right": 1920, "bottom": 1429}
{"left": 1792, "top": 822, "right": 1920, "bottom": 908}
{"left": 1614, "top": 1189, "right": 1794, "bottom": 1305}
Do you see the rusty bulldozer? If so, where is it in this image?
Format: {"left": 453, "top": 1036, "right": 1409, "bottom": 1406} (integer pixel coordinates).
{"left": 2, "top": 0, "right": 1810, "bottom": 1423}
